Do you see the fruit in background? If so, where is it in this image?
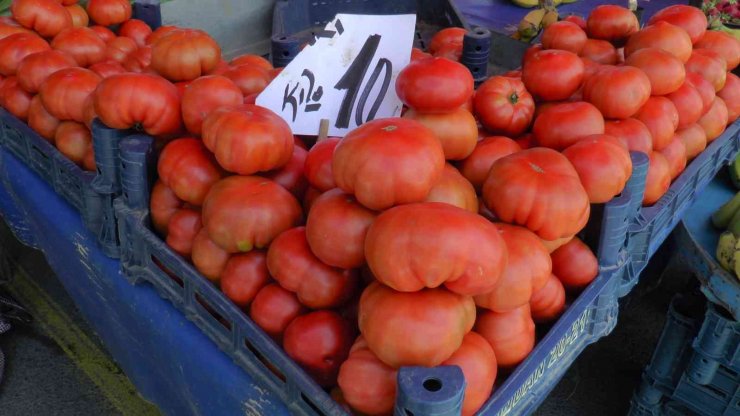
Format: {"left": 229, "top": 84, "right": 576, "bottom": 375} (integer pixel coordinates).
{"left": 90, "top": 25, "right": 115, "bottom": 43}
{"left": 551, "top": 237, "right": 598, "bottom": 290}
{"left": 181, "top": 75, "right": 243, "bottom": 135}
{"left": 395, "top": 57, "right": 473, "bottom": 113}
{"left": 150, "top": 29, "right": 221, "bottom": 82}
{"left": 119, "top": 19, "right": 152, "bottom": 47}
{"left": 694, "top": 30, "right": 740, "bottom": 70}
{"left": 604, "top": 118, "right": 653, "bottom": 154}
{"left": 677, "top": 124, "right": 708, "bottom": 160}
{"left": 698, "top": 97, "right": 730, "bottom": 142}
{"left": 514, "top": 8, "right": 546, "bottom": 43}
{"left": 686, "top": 49, "right": 728, "bottom": 92}
{"left": 579, "top": 39, "right": 618, "bottom": 64}
{"left": 11, "top": 0, "right": 73, "bottom": 38}
{"left": 39, "top": 67, "right": 101, "bottom": 123}
{"left": 86, "top": 0, "right": 131, "bottom": 26}
{"left": 191, "top": 229, "right": 230, "bottom": 282}
{"left": 158, "top": 138, "right": 222, "bottom": 206}
{"left": 530, "top": 274, "right": 566, "bottom": 323}
{"left": 533, "top": 101, "right": 605, "bottom": 150}
{"left": 667, "top": 81, "right": 706, "bottom": 129}
{"left": 122, "top": 45, "right": 152, "bottom": 73}
{"left": 660, "top": 136, "right": 688, "bottom": 180}
{"left": 562, "top": 134, "right": 632, "bottom": 204}
{"left": 425, "top": 163, "right": 478, "bottom": 213}
{"left": 475, "top": 304, "right": 535, "bottom": 369}
{"left": 0, "top": 33, "right": 50, "bottom": 77}
{"left": 625, "top": 21, "right": 693, "bottom": 63}
{"left": 220, "top": 251, "right": 270, "bottom": 308}
{"left": 583, "top": 66, "right": 651, "bottom": 119}
{"left": 643, "top": 152, "right": 671, "bottom": 206}
{"left": 263, "top": 144, "right": 309, "bottom": 199}
{"left": 250, "top": 284, "right": 306, "bottom": 342}
{"left": 223, "top": 64, "right": 271, "bottom": 96}
{"left": 149, "top": 180, "right": 184, "bottom": 236}
{"left": 0, "top": 77, "right": 32, "bottom": 121}
{"left": 104, "top": 36, "right": 138, "bottom": 63}
{"left": 27, "top": 95, "right": 60, "bottom": 142}
{"left": 0, "top": 18, "right": 33, "bottom": 41}
{"left": 442, "top": 332, "right": 497, "bottom": 416}
{"left": 230, "top": 53, "right": 273, "bottom": 71}
{"left": 685, "top": 71, "right": 717, "bottom": 115}
{"left": 165, "top": 208, "right": 202, "bottom": 258}
{"left": 51, "top": 27, "right": 107, "bottom": 68}
{"left": 648, "top": 4, "right": 708, "bottom": 44}
{"left": 474, "top": 76, "right": 534, "bottom": 138}
{"left": 625, "top": 47, "right": 685, "bottom": 96}
{"left": 523, "top": 49, "right": 584, "bottom": 101}
{"left": 54, "top": 120, "right": 90, "bottom": 166}
{"left": 304, "top": 138, "right": 338, "bottom": 192}
{"left": 542, "top": 21, "right": 587, "bottom": 54}
{"left": 719, "top": 73, "right": 740, "bottom": 123}
{"left": 338, "top": 337, "right": 397, "bottom": 416}
{"left": 429, "top": 27, "right": 466, "bottom": 55}
{"left": 586, "top": 5, "right": 639, "bottom": 43}
{"left": 17, "top": 50, "right": 75, "bottom": 95}
{"left": 459, "top": 136, "right": 521, "bottom": 192}
{"left": 403, "top": 107, "right": 478, "bottom": 160}
{"left": 634, "top": 96, "right": 680, "bottom": 151}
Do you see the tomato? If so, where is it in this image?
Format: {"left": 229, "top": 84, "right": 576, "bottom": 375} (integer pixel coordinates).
{"left": 27, "top": 94, "right": 59, "bottom": 142}
{"left": 660, "top": 135, "right": 688, "bottom": 180}
{"left": 625, "top": 21, "right": 693, "bottom": 63}
{"left": 332, "top": 118, "right": 445, "bottom": 210}
{"left": 338, "top": 337, "right": 397, "bottom": 416}
{"left": 359, "top": 282, "right": 475, "bottom": 368}
{"left": 475, "top": 305, "right": 535, "bottom": 368}
{"left": 604, "top": 118, "right": 653, "bottom": 154}
{"left": 625, "top": 47, "right": 685, "bottom": 95}
{"left": 122, "top": 45, "right": 152, "bottom": 73}
{"left": 529, "top": 274, "right": 566, "bottom": 323}
{"left": 583, "top": 66, "right": 651, "bottom": 120}
{"left": 483, "top": 148, "right": 590, "bottom": 240}
{"left": 429, "top": 27, "right": 466, "bottom": 55}
{"left": 220, "top": 251, "right": 270, "bottom": 308}
{"left": 86, "top": 0, "right": 131, "bottom": 26}
{"left": 643, "top": 152, "right": 671, "bottom": 206}
{"left": 395, "top": 57, "right": 473, "bottom": 113}
{"left": 223, "top": 64, "right": 270, "bottom": 96}
{"left": 284, "top": 311, "right": 353, "bottom": 387}
{"left": 230, "top": 54, "right": 273, "bottom": 71}
{"left": 442, "top": 332, "right": 497, "bottom": 416}
{"left": 694, "top": 30, "right": 740, "bottom": 71}
{"left": 586, "top": 5, "right": 639, "bottom": 43}
{"left": 522, "top": 49, "right": 584, "bottom": 101}
{"left": 459, "top": 136, "right": 521, "bottom": 192}
{"left": 0, "top": 19, "right": 32, "bottom": 41}
{"left": 533, "top": 101, "right": 605, "bottom": 150}
{"left": 104, "top": 36, "right": 137, "bottom": 63}
{"left": 82, "top": 144, "right": 95, "bottom": 171}
{"left": 403, "top": 107, "right": 477, "bottom": 160}
{"left": 145, "top": 25, "right": 180, "bottom": 45}
{"left": 202, "top": 104, "right": 293, "bottom": 174}
{"left": 302, "top": 187, "right": 322, "bottom": 215}
{"left": 54, "top": 120, "right": 90, "bottom": 165}
{"left": 649, "top": 5, "right": 707, "bottom": 44}
{"left": 0, "top": 33, "right": 50, "bottom": 77}
{"left": 263, "top": 144, "right": 309, "bottom": 198}
{"left": 17, "top": 50, "right": 75, "bottom": 94}
{"left": 11, "top": 0, "right": 72, "bottom": 38}
{"left": 304, "top": 138, "right": 338, "bottom": 192}
{"left": 149, "top": 180, "right": 184, "bottom": 236}
{"left": 635, "top": 97, "right": 680, "bottom": 151}
{"left": 698, "top": 97, "right": 729, "bottom": 143}
{"left": 157, "top": 138, "right": 222, "bottom": 205}
{"left": 551, "top": 237, "right": 598, "bottom": 290}
{"left": 165, "top": 208, "right": 202, "bottom": 258}
{"left": 515, "top": 133, "right": 536, "bottom": 149}
{"left": 250, "top": 284, "right": 306, "bottom": 342}
{"left": 118, "top": 19, "right": 152, "bottom": 47}
{"left": 542, "top": 21, "right": 587, "bottom": 54}
{"left": 39, "top": 67, "right": 101, "bottom": 123}
{"left": 90, "top": 25, "right": 115, "bottom": 43}
{"left": 563, "top": 15, "right": 586, "bottom": 30}
{"left": 51, "top": 27, "right": 106, "bottom": 67}
{"left": 474, "top": 223, "right": 552, "bottom": 312}
{"left": 0, "top": 77, "right": 29, "bottom": 120}
{"left": 181, "top": 75, "right": 242, "bottom": 135}
{"left": 666, "top": 81, "right": 705, "bottom": 130}
{"left": 685, "top": 72, "right": 717, "bottom": 116}
{"left": 65, "top": 4, "right": 88, "bottom": 27}
{"left": 562, "top": 134, "right": 632, "bottom": 204}
{"left": 473, "top": 76, "right": 534, "bottom": 137}
{"left": 150, "top": 29, "right": 221, "bottom": 82}
{"left": 191, "top": 229, "right": 229, "bottom": 282}
{"left": 425, "top": 164, "right": 478, "bottom": 213}
{"left": 688, "top": 49, "right": 728, "bottom": 93}
{"left": 719, "top": 73, "right": 740, "bottom": 123}
{"left": 88, "top": 60, "right": 125, "bottom": 78}
{"left": 578, "top": 39, "right": 617, "bottom": 65}
{"left": 410, "top": 47, "right": 431, "bottom": 61}
{"left": 677, "top": 124, "right": 707, "bottom": 160}
{"left": 93, "top": 73, "right": 181, "bottom": 136}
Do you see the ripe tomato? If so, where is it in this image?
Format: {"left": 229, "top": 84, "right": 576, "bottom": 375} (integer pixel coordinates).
{"left": 82, "top": 144, "right": 95, "bottom": 172}
{"left": 65, "top": 4, "right": 88, "bottom": 27}
{"left": 302, "top": 187, "right": 322, "bottom": 215}
{"left": 719, "top": 73, "right": 740, "bottom": 123}
{"left": 17, "top": 50, "right": 75, "bottom": 94}
{"left": 39, "top": 67, "right": 100, "bottom": 123}
{"left": 11, "top": 0, "right": 73, "bottom": 38}
{"left": 230, "top": 54, "right": 273, "bottom": 71}
{"left": 586, "top": 5, "right": 639, "bottom": 43}
{"left": 395, "top": 57, "right": 473, "bottom": 113}
{"left": 474, "top": 223, "right": 552, "bottom": 312}
{"left": 551, "top": 237, "right": 598, "bottom": 290}
{"left": 625, "top": 47, "right": 685, "bottom": 95}
{"left": 88, "top": 60, "right": 125, "bottom": 78}
{"left": 51, "top": 27, "right": 106, "bottom": 67}
{"left": 338, "top": 337, "right": 397, "bottom": 416}
{"left": 202, "top": 104, "right": 294, "bottom": 174}
{"left": 643, "top": 152, "right": 671, "bottom": 206}
{"left": 403, "top": 107, "right": 478, "bottom": 160}
{"left": 475, "top": 305, "right": 535, "bottom": 368}
{"left": 676, "top": 124, "right": 707, "bottom": 160}
{"left": 263, "top": 144, "right": 309, "bottom": 199}
{"left": 359, "top": 282, "right": 476, "bottom": 368}
{"left": 157, "top": 138, "right": 222, "bottom": 205}
{"left": 104, "top": 36, "right": 137, "bottom": 63}
{"left": 473, "top": 76, "right": 534, "bottom": 137}
{"left": 93, "top": 73, "right": 181, "bottom": 136}
{"left": 27, "top": 95, "right": 60, "bottom": 142}
{"left": 533, "top": 101, "right": 605, "bottom": 150}
{"left": 635, "top": 96, "right": 680, "bottom": 151}
{"left": 250, "top": 284, "right": 306, "bottom": 342}
{"left": 529, "top": 274, "right": 566, "bottom": 323}
{"left": 0, "top": 19, "right": 32, "bottom": 40}
{"left": 665, "top": 81, "right": 705, "bottom": 130}
{"left": 284, "top": 311, "right": 353, "bottom": 387}
{"left": 583, "top": 66, "right": 651, "bottom": 119}
{"left": 648, "top": 5, "right": 707, "bottom": 44}
{"left": 86, "top": 0, "right": 131, "bottom": 26}
{"left": 459, "top": 136, "right": 521, "bottom": 192}
{"left": 0, "top": 78, "right": 29, "bottom": 120}
{"left": 90, "top": 25, "right": 115, "bottom": 43}
{"left": 220, "top": 251, "right": 270, "bottom": 308}
{"left": 660, "top": 135, "right": 687, "bottom": 180}
{"left": 181, "top": 75, "right": 242, "bottom": 135}
{"left": 191, "top": 229, "right": 230, "bottom": 282}
{"left": 122, "top": 45, "right": 152, "bottom": 73}
{"left": 578, "top": 38, "right": 618, "bottom": 65}
{"left": 165, "top": 208, "right": 202, "bottom": 258}
{"left": 685, "top": 72, "right": 717, "bottom": 115}
{"left": 55, "top": 121, "right": 91, "bottom": 165}
{"left": 146, "top": 25, "right": 180, "bottom": 45}
{"left": 304, "top": 138, "right": 339, "bottom": 192}
{"left": 332, "top": 118, "right": 445, "bottom": 211}
{"left": 522, "top": 49, "right": 584, "bottom": 101}
{"left": 562, "top": 134, "right": 632, "bottom": 203}
{"left": 604, "top": 118, "right": 653, "bottom": 154}
{"left": 425, "top": 163, "right": 478, "bottom": 213}
{"left": 223, "top": 64, "right": 271, "bottom": 96}
{"left": 694, "top": 30, "right": 740, "bottom": 71}
{"left": 202, "top": 176, "right": 302, "bottom": 253}
{"left": 119, "top": 19, "right": 152, "bottom": 47}
{"left": 625, "top": 21, "right": 693, "bottom": 63}
{"left": 150, "top": 180, "right": 184, "bottom": 236}
{"left": 150, "top": 29, "right": 221, "bottom": 82}
{"left": 542, "top": 21, "right": 587, "bottom": 54}
{"left": 0, "top": 33, "right": 50, "bottom": 76}
{"left": 698, "top": 97, "right": 729, "bottom": 142}
{"left": 563, "top": 15, "right": 586, "bottom": 30}
{"left": 442, "top": 332, "right": 497, "bottom": 416}
{"left": 429, "top": 27, "right": 466, "bottom": 54}
{"left": 483, "top": 148, "right": 590, "bottom": 240}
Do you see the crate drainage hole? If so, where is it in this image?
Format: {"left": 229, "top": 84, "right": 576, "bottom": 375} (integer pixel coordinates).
{"left": 423, "top": 378, "right": 442, "bottom": 392}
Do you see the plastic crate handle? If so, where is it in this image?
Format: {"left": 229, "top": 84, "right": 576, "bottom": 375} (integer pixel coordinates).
{"left": 394, "top": 366, "right": 465, "bottom": 416}
{"left": 133, "top": 0, "right": 163, "bottom": 30}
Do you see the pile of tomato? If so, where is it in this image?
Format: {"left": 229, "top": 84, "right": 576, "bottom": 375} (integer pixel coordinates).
{"left": 1, "top": 1, "right": 739, "bottom": 414}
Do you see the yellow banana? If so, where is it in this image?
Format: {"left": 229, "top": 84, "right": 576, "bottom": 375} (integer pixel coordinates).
{"left": 517, "top": 8, "right": 546, "bottom": 41}
{"left": 542, "top": 9, "right": 559, "bottom": 28}
{"left": 511, "top": 0, "right": 539, "bottom": 8}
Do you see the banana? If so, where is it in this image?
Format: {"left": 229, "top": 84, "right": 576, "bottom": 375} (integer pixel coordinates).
{"left": 712, "top": 191, "right": 740, "bottom": 229}
{"left": 511, "top": 0, "right": 539, "bottom": 8}
{"left": 517, "top": 8, "right": 546, "bottom": 41}
{"left": 561, "top": 0, "right": 577, "bottom": 3}
{"left": 732, "top": 238, "right": 740, "bottom": 279}
{"left": 717, "top": 231, "right": 736, "bottom": 272}
{"left": 542, "top": 9, "right": 559, "bottom": 28}
{"left": 730, "top": 153, "right": 740, "bottom": 190}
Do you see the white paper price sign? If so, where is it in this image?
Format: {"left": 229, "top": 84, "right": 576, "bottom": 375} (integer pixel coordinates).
{"left": 257, "top": 13, "right": 416, "bottom": 136}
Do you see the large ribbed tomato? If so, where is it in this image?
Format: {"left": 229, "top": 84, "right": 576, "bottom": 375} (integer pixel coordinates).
{"left": 586, "top": 5, "right": 639, "bottom": 43}
{"left": 90, "top": 25, "right": 115, "bottom": 43}
{"left": 643, "top": 152, "right": 671, "bottom": 206}
{"left": 11, "top": 0, "right": 72, "bottom": 38}
{"left": 104, "top": 36, "right": 137, "bottom": 63}
{"left": 0, "top": 77, "right": 32, "bottom": 120}
{"left": 338, "top": 337, "right": 397, "bottom": 416}
{"left": 220, "top": 251, "right": 270, "bottom": 308}
{"left": 530, "top": 274, "right": 566, "bottom": 323}
{"left": 165, "top": 208, "right": 202, "bottom": 258}
{"left": 263, "top": 144, "right": 309, "bottom": 198}
{"left": 157, "top": 138, "right": 223, "bottom": 206}
{"left": 482, "top": 148, "right": 590, "bottom": 240}
{"left": 604, "top": 118, "right": 653, "bottom": 154}
{"left": 459, "top": 136, "right": 521, "bottom": 192}
{"left": 579, "top": 39, "right": 618, "bottom": 64}
{"left": 473, "top": 76, "right": 534, "bottom": 137}
{"left": 230, "top": 54, "right": 272, "bottom": 70}
{"left": 65, "top": 4, "right": 88, "bottom": 28}
{"left": 202, "top": 104, "right": 294, "bottom": 175}
{"left": 250, "top": 284, "right": 306, "bottom": 342}
{"left": 625, "top": 21, "right": 693, "bottom": 63}
{"left": 55, "top": 121, "right": 91, "bottom": 166}
{"left": 542, "top": 21, "right": 587, "bottom": 54}
{"left": 635, "top": 96, "right": 680, "bottom": 151}
{"left": 0, "top": 33, "right": 50, "bottom": 76}
{"left": 425, "top": 163, "right": 478, "bottom": 213}
{"left": 17, "top": 50, "right": 75, "bottom": 93}
{"left": 181, "top": 75, "right": 242, "bottom": 135}
{"left": 719, "top": 73, "right": 740, "bottom": 123}
{"left": 93, "top": 73, "right": 181, "bottom": 136}
{"left": 202, "top": 176, "right": 302, "bottom": 253}
{"left": 648, "top": 5, "right": 707, "bottom": 44}
{"left": 86, "top": 0, "right": 131, "bottom": 26}
{"left": 27, "top": 95, "right": 59, "bottom": 141}
{"left": 304, "top": 138, "right": 339, "bottom": 192}
{"left": 51, "top": 27, "right": 106, "bottom": 67}
{"left": 442, "top": 332, "right": 497, "bottom": 416}
{"left": 688, "top": 50, "right": 728, "bottom": 94}
{"left": 0, "top": 18, "right": 32, "bottom": 40}
{"left": 522, "top": 49, "right": 584, "bottom": 101}
{"left": 685, "top": 72, "right": 717, "bottom": 115}
{"left": 698, "top": 97, "right": 729, "bottom": 142}
{"left": 660, "top": 135, "right": 687, "bottom": 180}
{"left": 191, "top": 229, "right": 229, "bottom": 282}
{"left": 150, "top": 29, "right": 221, "bottom": 82}
{"left": 583, "top": 65, "right": 651, "bottom": 119}
{"left": 533, "top": 101, "right": 605, "bottom": 150}
{"left": 551, "top": 237, "right": 598, "bottom": 290}
{"left": 359, "top": 282, "right": 476, "bottom": 368}
{"left": 89, "top": 60, "right": 126, "bottom": 79}
{"left": 395, "top": 57, "right": 473, "bottom": 113}
{"left": 403, "top": 107, "right": 478, "bottom": 160}
{"left": 475, "top": 305, "right": 535, "bottom": 368}
{"left": 694, "top": 30, "right": 740, "bottom": 71}
{"left": 223, "top": 64, "right": 271, "bottom": 96}
{"left": 677, "top": 124, "right": 707, "bottom": 160}
{"left": 625, "top": 47, "right": 685, "bottom": 95}
{"left": 119, "top": 19, "right": 152, "bottom": 47}
{"left": 667, "top": 81, "right": 705, "bottom": 129}
{"left": 149, "top": 180, "right": 184, "bottom": 236}
{"left": 332, "top": 118, "right": 445, "bottom": 211}
{"left": 562, "top": 134, "right": 633, "bottom": 203}
{"left": 39, "top": 67, "right": 101, "bottom": 122}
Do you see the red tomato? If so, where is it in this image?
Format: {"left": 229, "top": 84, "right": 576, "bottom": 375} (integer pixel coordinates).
{"left": 230, "top": 54, "right": 273, "bottom": 71}
{"left": 191, "top": 229, "right": 230, "bottom": 282}
{"left": 475, "top": 305, "right": 535, "bottom": 368}
{"left": 220, "top": 251, "right": 270, "bottom": 308}
{"left": 442, "top": 332, "right": 497, "bottom": 416}
{"left": 157, "top": 138, "right": 222, "bottom": 205}
{"left": 676, "top": 124, "right": 707, "bottom": 160}
{"left": 90, "top": 25, "right": 115, "bottom": 43}
{"left": 685, "top": 72, "right": 717, "bottom": 115}
{"left": 302, "top": 187, "right": 322, "bottom": 215}
{"left": 86, "top": 0, "right": 131, "bottom": 26}
{"left": 430, "top": 27, "right": 466, "bottom": 54}
{"left": 122, "top": 45, "right": 151, "bottom": 73}
{"left": 93, "top": 73, "right": 182, "bottom": 136}
{"left": 551, "top": 237, "right": 598, "bottom": 290}
{"left": 562, "top": 134, "right": 632, "bottom": 203}
{"left": 459, "top": 136, "right": 521, "bottom": 192}
{"left": 202, "top": 176, "right": 302, "bottom": 253}
{"left": 694, "top": 30, "right": 740, "bottom": 71}
{"left": 474, "top": 223, "right": 552, "bottom": 312}
{"left": 648, "top": 5, "right": 707, "bottom": 44}
{"left": 119, "top": 19, "right": 152, "bottom": 47}
{"left": 250, "top": 284, "right": 306, "bottom": 342}
{"left": 666, "top": 81, "right": 705, "bottom": 130}
{"left": 104, "top": 36, "right": 137, "bottom": 63}
{"left": 482, "top": 148, "right": 590, "bottom": 240}
{"left": 542, "top": 21, "right": 587, "bottom": 54}
{"left": 332, "top": 118, "right": 445, "bottom": 210}
{"left": 635, "top": 96, "right": 680, "bottom": 151}
{"left": 65, "top": 4, "right": 88, "bottom": 28}
{"left": 586, "top": 5, "right": 639, "bottom": 43}
{"left": 149, "top": 180, "right": 184, "bottom": 236}
{"left": 403, "top": 107, "right": 478, "bottom": 160}
{"left": 223, "top": 64, "right": 271, "bottom": 96}
{"left": 88, "top": 60, "right": 125, "bottom": 78}
{"left": 530, "top": 274, "right": 566, "bottom": 323}
{"left": 473, "top": 76, "right": 534, "bottom": 137}
{"left": 11, "top": 0, "right": 73, "bottom": 38}
{"left": 624, "top": 21, "right": 693, "bottom": 63}
{"left": 0, "top": 33, "right": 50, "bottom": 77}
{"left": 688, "top": 49, "right": 728, "bottom": 93}
{"left": 540, "top": 235, "right": 576, "bottom": 254}
{"left": 27, "top": 94, "right": 60, "bottom": 142}
{"left": 583, "top": 66, "right": 651, "bottom": 119}
{"left": 522, "top": 49, "right": 584, "bottom": 101}
{"left": 0, "top": 19, "right": 32, "bottom": 41}
{"left": 660, "top": 135, "right": 687, "bottom": 180}
{"left": 395, "top": 57, "right": 473, "bottom": 113}
{"left": 82, "top": 143, "right": 95, "bottom": 172}
{"left": 515, "top": 132, "right": 536, "bottom": 149}
{"left": 719, "top": 73, "right": 740, "bottom": 123}
{"left": 522, "top": 43, "right": 543, "bottom": 67}
{"left": 643, "top": 152, "right": 671, "bottom": 206}
{"left": 410, "top": 47, "right": 431, "bottom": 61}
{"left": 17, "top": 50, "right": 76, "bottom": 94}
{"left": 55, "top": 121, "right": 90, "bottom": 165}
{"left": 698, "top": 97, "right": 729, "bottom": 143}
{"left": 578, "top": 39, "right": 618, "bottom": 65}
{"left": 145, "top": 25, "right": 179, "bottom": 45}
{"left": 150, "top": 29, "right": 221, "bottom": 82}
{"left": 51, "top": 27, "right": 107, "bottom": 67}
{"left": 165, "top": 208, "right": 202, "bottom": 258}
{"left": 304, "top": 138, "right": 339, "bottom": 192}
{"left": 532, "top": 101, "right": 605, "bottom": 150}
{"left": 563, "top": 15, "right": 587, "bottom": 31}
{"left": 625, "top": 47, "right": 685, "bottom": 95}
{"left": 425, "top": 163, "right": 478, "bottom": 213}
{"left": 338, "top": 337, "right": 397, "bottom": 416}
{"left": 359, "top": 282, "right": 476, "bottom": 368}
{"left": 39, "top": 67, "right": 101, "bottom": 123}
{"left": 263, "top": 144, "right": 309, "bottom": 199}
{"left": 181, "top": 75, "right": 242, "bottom": 135}
{"left": 604, "top": 118, "right": 653, "bottom": 154}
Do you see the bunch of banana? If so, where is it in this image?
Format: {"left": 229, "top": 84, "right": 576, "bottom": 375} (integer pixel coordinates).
{"left": 712, "top": 154, "right": 740, "bottom": 279}
{"left": 511, "top": 0, "right": 577, "bottom": 8}
{"left": 512, "top": 7, "right": 559, "bottom": 42}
